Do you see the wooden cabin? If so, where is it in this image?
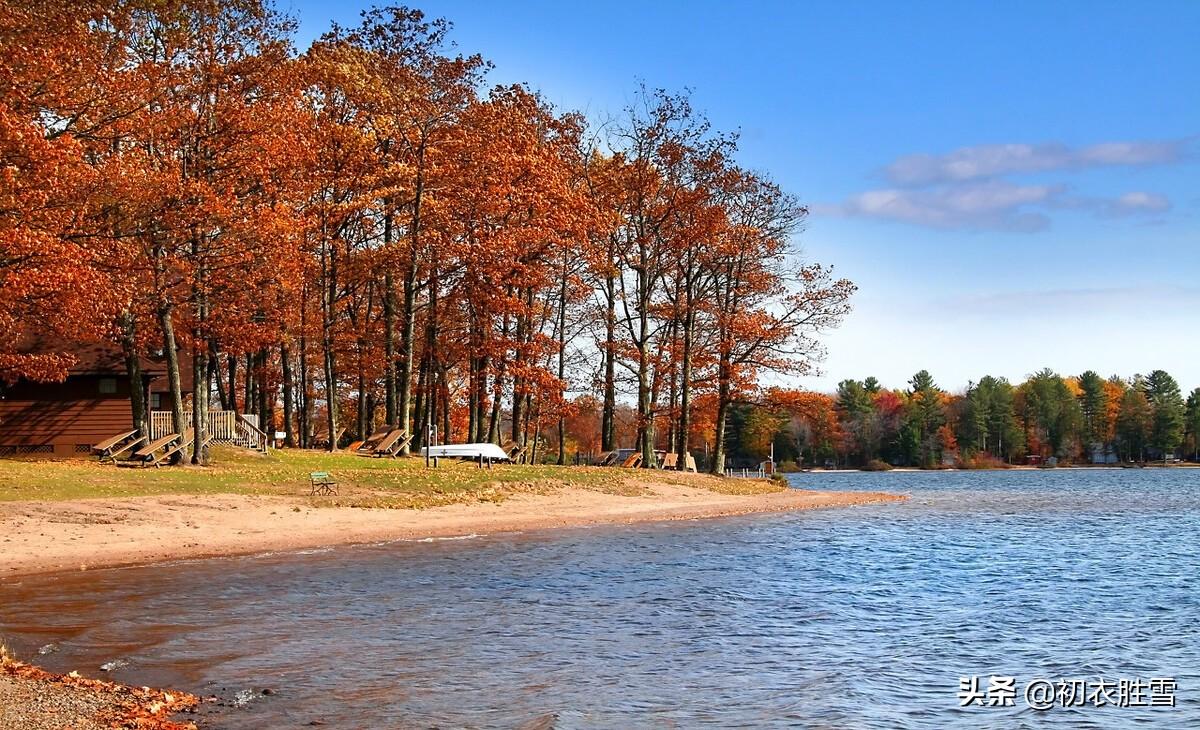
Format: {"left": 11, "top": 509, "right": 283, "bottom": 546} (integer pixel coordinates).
{"left": 0, "top": 340, "right": 190, "bottom": 457}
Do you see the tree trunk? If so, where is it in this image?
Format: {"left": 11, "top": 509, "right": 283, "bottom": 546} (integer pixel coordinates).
{"left": 383, "top": 210, "right": 397, "bottom": 427}
{"left": 227, "top": 353, "right": 237, "bottom": 413}
{"left": 488, "top": 306, "right": 511, "bottom": 444}
{"left": 356, "top": 341, "right": 368, "bottom": 440}
{"left": 601, "top": 272, "right": 616, "bottom": 452}
{"left": 320, "top": 237, "right": 338, "bottom": 451}
{"left": 192, "top": 346, "right": 208, "bottom": 465}
{"left": 211, "top": 350, "right": 227, "bottom": 412}
{"left": 244, "top": 352, "right": 254, "bottom": 417}
{"left": 119, "top": 312, "right": 147, "bottom": 438}
{"left": 711, "top": 368, "right": 731, "bottom": 475}
{"left": 257, "top": 347, "right": 269, "bottom": 440}
{"left": 398, "top": 266, "right": 417, "bottom": 448}
{"left": 398, "top": 150, "right": 425, "bottom": 451}
{"left": 281, "top": 341, "right": 295, "bottom": 447}
{"left": 676, "top": 307, "right": 695, "bottom": 471}
{"left": 157, "top": 303, "right": 185, "bottom": 464}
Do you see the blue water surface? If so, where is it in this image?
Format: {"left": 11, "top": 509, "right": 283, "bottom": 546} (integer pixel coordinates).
{"left": 2, "top": 468, "right": 1198, "bottom": 728}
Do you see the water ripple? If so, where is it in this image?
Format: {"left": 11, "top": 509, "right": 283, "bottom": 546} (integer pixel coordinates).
{"left": 1, "top": 468, "right": 1197, "bottom": 728}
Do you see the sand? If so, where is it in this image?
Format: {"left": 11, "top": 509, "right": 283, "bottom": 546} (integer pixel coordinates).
{"left": 0, "top": 480, "right": 903, "bottom": 577}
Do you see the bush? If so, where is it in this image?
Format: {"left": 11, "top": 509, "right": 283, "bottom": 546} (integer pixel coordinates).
{"left": 776, "top": 460, "right": 803, "bottom": 473}
{"left": 958, "top": 453, "right": 1012, "bottom": 470}
{"left": 863, "top": 459, "right": 893, "bottom": 471}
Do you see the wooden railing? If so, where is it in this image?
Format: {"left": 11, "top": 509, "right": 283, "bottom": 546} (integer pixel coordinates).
{"left": 236, "top": 414, "right": 269, "bottom": 453}
{"left": 150, "top": 411, "right": 268, "bottom": 452}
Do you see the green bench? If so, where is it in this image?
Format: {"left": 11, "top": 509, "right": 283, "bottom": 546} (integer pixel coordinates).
{"left": 309, "top": 471, "right": 337, "bottom": 496}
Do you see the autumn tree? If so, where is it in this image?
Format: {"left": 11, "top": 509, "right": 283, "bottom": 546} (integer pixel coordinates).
{"left": 0, "top": 1, "right": 119, "bottom": 383}
{"left": 706, "top": 172, "right": 854, "bottom": 474}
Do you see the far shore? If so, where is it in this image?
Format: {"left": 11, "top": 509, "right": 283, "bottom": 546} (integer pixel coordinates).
{"left": 0, "top": 479, "right": 903, "bottom": 578}
{"left": 789, "top": 462, "right": 1200, "bottom": 473}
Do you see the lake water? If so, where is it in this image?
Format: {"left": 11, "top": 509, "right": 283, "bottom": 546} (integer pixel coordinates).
{"left": 2, "top": 468, "right": 1198, "bottom": 728}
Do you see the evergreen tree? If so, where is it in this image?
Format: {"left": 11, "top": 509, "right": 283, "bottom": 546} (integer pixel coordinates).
{"left": 906, "top": 370, "right": 944, "bottom": 467}
{"left": 1142, "top": 370, "right": 1185, "bottom": 458}
{"left": 1077, "top": 370, "right": 1107, "bottom": 448}
{"left": 1116, "top": 388, "right": 1153, "bottom": 462}
{"left": 1186, "top": 388, "right": 1200, "bottom": 461}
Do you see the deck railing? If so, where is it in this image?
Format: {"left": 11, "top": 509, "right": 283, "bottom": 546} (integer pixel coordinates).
{"left": 150, "top": 411, "right": 267, "bottom": 452}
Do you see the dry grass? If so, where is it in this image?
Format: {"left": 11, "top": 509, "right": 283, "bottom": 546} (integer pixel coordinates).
{"left": 0, "top": 447, "right": 781, "bottom": 507}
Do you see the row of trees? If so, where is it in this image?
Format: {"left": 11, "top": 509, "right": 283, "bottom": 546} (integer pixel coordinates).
{"left": 721, "top": 370, "right": 1200, "bottom": 469}
{"left": 0, "top": 1, "right": 854, "bottom": 472}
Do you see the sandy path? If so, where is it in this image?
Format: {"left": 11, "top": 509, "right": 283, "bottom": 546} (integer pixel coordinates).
{"left": 0, "top": 483, "right": 903, "bottom": 577}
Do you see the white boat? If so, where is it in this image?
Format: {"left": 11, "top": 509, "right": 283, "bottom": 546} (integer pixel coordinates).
{"left": 420, "top": 443, "right": 511, "bottom": 461}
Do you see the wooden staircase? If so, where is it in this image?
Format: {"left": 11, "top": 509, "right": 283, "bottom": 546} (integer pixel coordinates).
{"left": 150, "top": 411, "right": 269, "bottom": 453}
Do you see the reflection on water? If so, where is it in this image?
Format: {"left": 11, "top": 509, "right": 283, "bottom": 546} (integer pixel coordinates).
{"left": 2, "top": 469, "right": 1199, "bottom": 728}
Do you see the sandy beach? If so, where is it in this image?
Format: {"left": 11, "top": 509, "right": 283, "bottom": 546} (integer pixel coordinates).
{"left": 0, "top": 478, "right": 903, "bottom": 577}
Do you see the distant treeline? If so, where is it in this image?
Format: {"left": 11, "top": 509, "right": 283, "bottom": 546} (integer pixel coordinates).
{"left": 713, "top": 369, "right": 1200, "bottom": 469}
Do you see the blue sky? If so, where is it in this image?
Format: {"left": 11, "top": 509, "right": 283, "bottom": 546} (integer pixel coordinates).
{"left": 287, "top": 0, "right": 1200, "bottom": 393}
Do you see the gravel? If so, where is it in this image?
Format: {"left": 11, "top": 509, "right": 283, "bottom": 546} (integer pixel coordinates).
{"left": 0, "top": 655, "right": 199, "bottom": 729}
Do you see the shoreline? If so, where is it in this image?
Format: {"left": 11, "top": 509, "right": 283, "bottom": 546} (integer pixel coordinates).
{"left": 791, "top": 463, "right": 1200, "bottom": 473}
{"left": 0, "top": 481, "right": 904, "bottom": 578}
{"left": 0, "top": 653, "right": 199, "bottom": 730}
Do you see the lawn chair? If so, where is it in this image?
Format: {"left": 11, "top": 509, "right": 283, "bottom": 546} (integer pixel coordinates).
{"left": 684, "top": 454, "right": 697, "bottom": 473}
{"left": 659, "top": 453, "right": 678, "bottom": 470}
{"left": 309, "top": 471, "right": 338, "bottom": 496}
{"left": 502, "top": 440, "right": 528, "bottom": 464}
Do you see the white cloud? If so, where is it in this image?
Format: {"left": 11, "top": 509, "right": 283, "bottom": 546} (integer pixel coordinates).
{"left": 836, "top": 181, "right": 1061, "bottom": 232}
{"left": 883, "top": 139, "right": 1189, "bottom": 185}
{"left": 825, "top": 183, "right": 1172, "bottom": 231}
{"left": 1106, "top": 191, "right": 1172, "bottom": 216}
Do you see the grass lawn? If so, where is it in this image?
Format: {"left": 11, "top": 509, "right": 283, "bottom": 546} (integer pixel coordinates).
{"left": 0, "top": 447, "right": 781, "bottom": 507}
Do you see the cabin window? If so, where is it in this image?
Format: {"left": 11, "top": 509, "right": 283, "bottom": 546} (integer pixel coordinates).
{"left": 150, "top": 392, "right": 162, "bottom": 409}
{"left": 99, "top": 378, "right": 117, "bottom": 394}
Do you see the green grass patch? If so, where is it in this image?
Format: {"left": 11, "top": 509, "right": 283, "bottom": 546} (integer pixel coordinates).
{"left": 0, "top": 447, "right": 779, "bottom": 506}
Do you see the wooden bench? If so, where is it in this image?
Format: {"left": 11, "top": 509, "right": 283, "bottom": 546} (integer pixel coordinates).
{"left": 659, "top": 453, "right": 678, "bottom": 470}
{"left": 355, "top": 429, "right": 390, "bottom": 454}
{"left": 92, "top": 430, "right": 144, "bottom": 463}
{"left": 620, "top": 452, "right": 643, "bottom": 469}
{"left": 377, "top": 430, "right": 412, "bottom": 458}
{"left": 123, "top": 430, "right": 190, "bottom": 468}
{"left": 359, "top": 429, "right": 411, "bottom": 458}
{"left": 310, "top": 471, "right": 338, "bottom": 496}
{"left": 596, "top": 451, "right": 620, "bottom": 466}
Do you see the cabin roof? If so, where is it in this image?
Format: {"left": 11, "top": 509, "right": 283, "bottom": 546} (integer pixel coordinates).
{"left": 15, "top": 335, "right": 180, "bottom": 378}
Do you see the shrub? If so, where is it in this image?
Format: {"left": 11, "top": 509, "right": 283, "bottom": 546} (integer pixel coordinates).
{"left": 863, "top": 459, "right": 893, "bottom": 471}
{"left": 958, "top": 453, "right": 1012, "bottom": 470}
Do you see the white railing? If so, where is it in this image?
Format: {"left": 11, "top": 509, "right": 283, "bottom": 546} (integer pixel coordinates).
{"left": 725, "top": 467, "right": 767, "bottom": 479}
